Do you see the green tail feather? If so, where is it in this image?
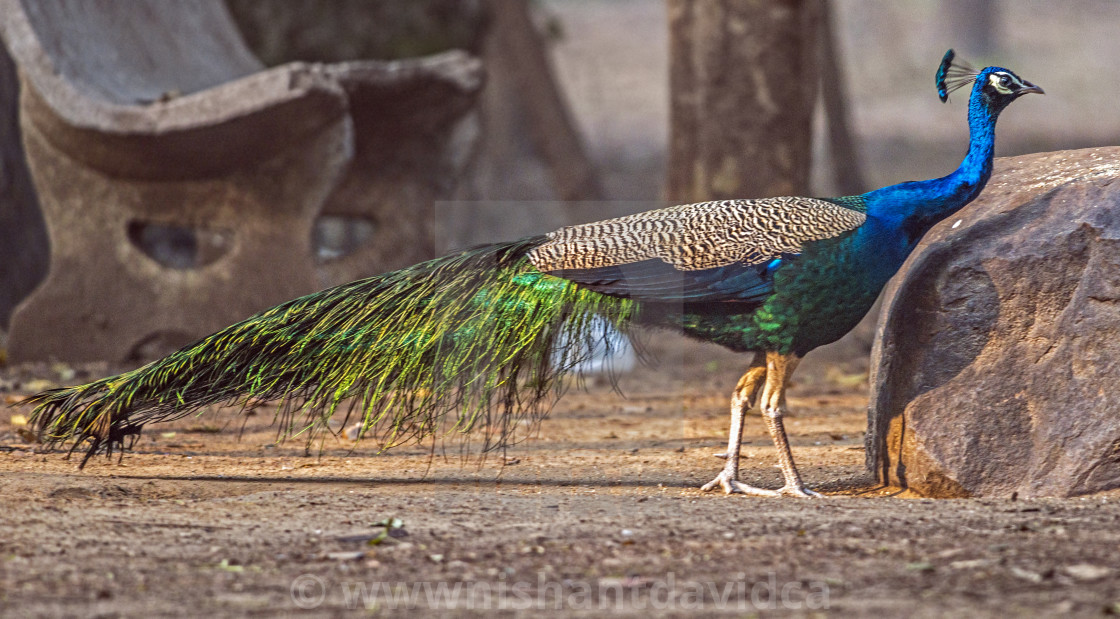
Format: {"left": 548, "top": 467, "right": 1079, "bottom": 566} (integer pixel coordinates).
{"left": 26, "top": 237, "right": 637, "bottom": 466}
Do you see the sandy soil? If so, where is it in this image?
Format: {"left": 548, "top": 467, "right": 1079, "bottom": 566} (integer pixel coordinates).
{"left": 1, "top": 336, "right": 1118, "bottom": 617}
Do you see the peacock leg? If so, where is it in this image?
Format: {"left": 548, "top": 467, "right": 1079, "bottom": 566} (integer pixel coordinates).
{"left": 701, "top": 353, "right": 776, "bottom": 495}
{"left": 759, "top": 351, "right": 822, "bottom": 498}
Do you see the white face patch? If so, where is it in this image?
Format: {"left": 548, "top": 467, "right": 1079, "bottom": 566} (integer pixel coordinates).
{"left": 988, "top": 71, "right": 1022, "bottom": 95}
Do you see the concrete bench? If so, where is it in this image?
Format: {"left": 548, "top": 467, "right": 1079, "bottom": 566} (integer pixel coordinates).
{"left": 0, "top": 0, "right": 480, "bottom": 362}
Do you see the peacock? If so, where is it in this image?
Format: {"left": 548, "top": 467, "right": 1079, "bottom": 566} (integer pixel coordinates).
{"left": 26, "top": 50, "right": 1041, "bottom": 497}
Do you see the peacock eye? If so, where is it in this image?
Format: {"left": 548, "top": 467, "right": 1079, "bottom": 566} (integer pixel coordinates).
{"left": 999, "top": 75, "right": 1012, "bottom": 87}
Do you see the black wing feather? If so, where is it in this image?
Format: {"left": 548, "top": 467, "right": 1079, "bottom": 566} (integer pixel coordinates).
{"left": 548, "top": 255, "right": 791, "bottom": 304}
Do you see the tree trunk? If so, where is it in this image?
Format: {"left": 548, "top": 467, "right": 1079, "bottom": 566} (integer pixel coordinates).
{"left": 820, "top": 0, "right": 866, "bottom": 196}
{"left": 479, "top": 0, "right": 605, "bottom": 202}
{"left": 667, "top": 0, "right": 821, "bottom": 202}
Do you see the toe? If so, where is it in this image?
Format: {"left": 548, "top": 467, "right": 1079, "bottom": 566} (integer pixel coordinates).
{"left": 728, "top": 481, "right": 779, "bottom": 497}
{"left": 701, "top": 473, "right": 782, "bottom": 497}
{"left": 779, "top": 485, "right": 824, "bottom": 498}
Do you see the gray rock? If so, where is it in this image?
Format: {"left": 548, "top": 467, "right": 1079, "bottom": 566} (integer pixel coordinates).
{"left": 868, "top": 147, "right": 1120, "bottom": 498}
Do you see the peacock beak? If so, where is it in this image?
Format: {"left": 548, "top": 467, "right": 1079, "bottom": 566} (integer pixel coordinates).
{"left": 1018, "top": 80, "right": 1044, "bottom": 96}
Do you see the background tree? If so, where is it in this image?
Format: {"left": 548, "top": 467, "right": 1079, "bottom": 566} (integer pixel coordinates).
{"left": 667, "top": 0, "right": 822, "bottom": 202}
{"left": 472, "top": 0, "right": 605, "bottom": 203}
{"left": 819, "top": 0, "right": 866, "bottom": 196}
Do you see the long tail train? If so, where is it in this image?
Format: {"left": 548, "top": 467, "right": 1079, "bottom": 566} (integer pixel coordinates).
{"left": 25, "top": 237, "right": 637, "bottom": 467}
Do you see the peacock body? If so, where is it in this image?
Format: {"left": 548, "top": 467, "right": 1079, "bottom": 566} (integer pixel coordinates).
{"left": 27, "top": 51, "right": 1042, "bottom": 497}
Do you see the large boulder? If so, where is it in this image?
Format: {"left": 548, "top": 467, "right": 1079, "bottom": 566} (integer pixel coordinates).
{"left": 868, "top": 147, "right": 1120, "bottom": 498}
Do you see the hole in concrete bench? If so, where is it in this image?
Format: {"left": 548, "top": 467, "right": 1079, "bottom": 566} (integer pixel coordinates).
{"left": 313, "top": 215, "right": 377, "bottom": 262}
{"left": 127, "top": 221, "right": 232, "bottom": 269}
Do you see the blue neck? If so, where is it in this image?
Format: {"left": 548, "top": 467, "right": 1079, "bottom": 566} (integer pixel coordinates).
{"left": 863, "top": 97, "right": 999, "bottom": 238}
{"left": 949, "top": 100, "right": 998, "bottom": 202}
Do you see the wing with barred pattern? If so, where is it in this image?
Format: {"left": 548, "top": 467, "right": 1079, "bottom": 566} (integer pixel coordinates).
{"left": 525, "top": 197, "right": 865, "bottom": 303}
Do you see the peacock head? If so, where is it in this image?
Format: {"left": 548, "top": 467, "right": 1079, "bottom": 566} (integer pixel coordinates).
{"left": 936, "top": 49, "right": 1043, "bottom": 116}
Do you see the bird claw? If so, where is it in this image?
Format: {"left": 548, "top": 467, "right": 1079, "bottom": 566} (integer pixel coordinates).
{"left": 777, "top": 485, "right": 825, "bottom": 498}
{"left": 700, "top": 470, "right": 824, "bottom": 498}
{"left": 700, "top": 470, "right": 778, "bottom": 496}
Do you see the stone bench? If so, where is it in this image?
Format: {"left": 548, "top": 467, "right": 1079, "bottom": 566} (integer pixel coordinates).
{"left": 0, "top": 0, "right": 481, "bottom": 362}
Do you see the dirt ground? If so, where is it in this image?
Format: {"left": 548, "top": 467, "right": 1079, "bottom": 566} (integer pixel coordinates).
{"left": 1, "top": 335, "right": 1118, "bottom": 617}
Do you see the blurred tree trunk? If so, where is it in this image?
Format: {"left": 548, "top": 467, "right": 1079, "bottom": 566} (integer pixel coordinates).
{"left": 667, "top": 0, "right": 821, "bottom": 202}
{"left": 820, "top": 0, "right": 866, "bottom": 196}
{"left": 482, "top": 0, "right": 604, "bottom": 202}
{"left": 449, "top": 0, "right": 606, "bottom": 249}
{"left": 0, "top": 42, "right": 48, "bottom": 332}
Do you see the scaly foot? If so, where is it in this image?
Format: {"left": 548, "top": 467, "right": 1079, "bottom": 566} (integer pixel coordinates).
{"left": 777, "top": 485, "right": 824, "bottom": 498}
{"left": 700, "top": 469, "right": 779, "bottom": 496}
